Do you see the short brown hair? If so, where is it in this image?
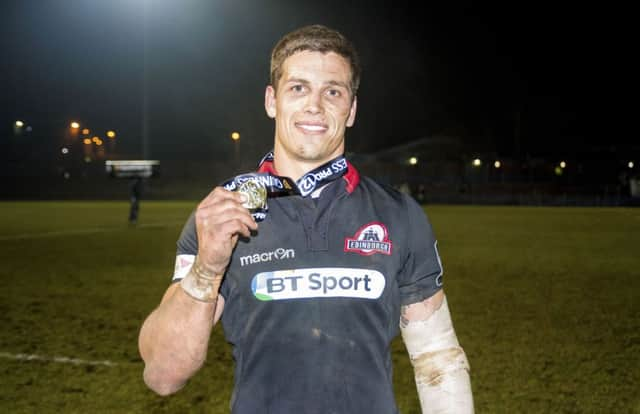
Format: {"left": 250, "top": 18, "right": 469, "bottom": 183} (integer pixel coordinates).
{"left": 270, "top": 24, "right": 361, "bottom": 97}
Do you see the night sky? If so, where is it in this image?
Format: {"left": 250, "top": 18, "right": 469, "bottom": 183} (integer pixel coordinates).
{"left": 0, "top": 0, "right": 631, "bottom": 164}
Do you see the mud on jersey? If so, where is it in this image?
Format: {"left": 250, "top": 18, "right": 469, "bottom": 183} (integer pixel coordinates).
{"left": 172, "top": 167, "right": 443, "bottom": 414}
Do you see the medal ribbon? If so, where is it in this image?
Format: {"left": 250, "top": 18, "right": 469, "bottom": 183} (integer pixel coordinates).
{"left": 220, "top": 152, "right": 349, "bottom": 221}
{"left": 258, "top": 151, "right": 348, "bottom": 197}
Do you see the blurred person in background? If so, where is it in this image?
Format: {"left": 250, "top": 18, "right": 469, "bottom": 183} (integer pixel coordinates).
{"left": 129, "top": 177, "right": 142, "bottom": 224}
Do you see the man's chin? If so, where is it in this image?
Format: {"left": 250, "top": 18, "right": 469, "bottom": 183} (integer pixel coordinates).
{"left": 292, "top": 150, "right": 323, "bottom": 163}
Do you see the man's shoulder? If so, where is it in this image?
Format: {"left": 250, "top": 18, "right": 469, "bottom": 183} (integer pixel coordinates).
{"left": 355, "top": 175, "right": 406, "bottom": 201}
{"left": 351, "top": 175, "right": 427, "bottom": 223}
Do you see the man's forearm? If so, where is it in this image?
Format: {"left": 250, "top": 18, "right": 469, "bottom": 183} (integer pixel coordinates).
{"left": 139, "top": 264, "right": 222, "bottom": 395}
{"left": 401, "top": 294, "right": 474, "bottom": 413}
{"left": 409, "top": 350, "right": 473, "bottom": 413}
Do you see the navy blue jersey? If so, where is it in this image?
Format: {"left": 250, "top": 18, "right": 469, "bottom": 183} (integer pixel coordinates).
{"left": 172, "top": 165, "right": 443, "bottom": 414}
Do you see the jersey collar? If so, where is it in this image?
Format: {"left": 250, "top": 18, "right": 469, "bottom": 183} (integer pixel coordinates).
{"left": 257, "top": 157, "right": 360, "bottom": 194}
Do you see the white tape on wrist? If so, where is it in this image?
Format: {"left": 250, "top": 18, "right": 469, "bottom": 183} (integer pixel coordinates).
{"left": 172, "top": 254, "right": 196, "bottom": 282}
{"left": 179, "top": 260, "right": 222, "bottom": 303}
{"left": 401, "top": 296, "right": 474, "bottom": 413}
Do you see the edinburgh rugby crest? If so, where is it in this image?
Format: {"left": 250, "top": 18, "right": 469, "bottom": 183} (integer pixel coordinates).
{"left": 344, "top": 222, "right": 392, "bottom": 256}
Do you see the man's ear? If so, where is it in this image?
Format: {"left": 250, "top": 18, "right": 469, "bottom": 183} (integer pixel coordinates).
{"left": 346, "top": 96, "right": 357, "bottom": 127}
{"left": 265, "top": 86, "right": 277, "bottom": 119}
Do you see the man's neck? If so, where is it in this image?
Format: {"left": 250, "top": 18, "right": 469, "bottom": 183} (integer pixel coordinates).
{"left": 272, "top": 150, "right": 342, "bottom": 181}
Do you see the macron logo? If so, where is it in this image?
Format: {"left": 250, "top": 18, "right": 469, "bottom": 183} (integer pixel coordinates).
{"left": 239, "top": 248, "right": 295, "bottom": 267}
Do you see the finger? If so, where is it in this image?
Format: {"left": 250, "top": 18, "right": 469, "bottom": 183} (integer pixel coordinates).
{"left": 234, "top": 220, "right": 254, "bottom": 239}
{"left": 211, "top": 210, "right": 258, "bottom": 235}
{"left": 195, "top": 201, "right": 258, "bottom": 237}
{"left": 196, "top": 200, "right": 255, "bottom": 227}
{"left": 213, "top": 218, "right": 254, "bottom": 241}
{"left": 199, "top": 186, "right": 245, "bottom": 209}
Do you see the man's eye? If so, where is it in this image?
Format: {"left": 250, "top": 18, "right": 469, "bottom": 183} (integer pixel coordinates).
{"left": 327, "top": 89, "right": 341, "bottom": 97}
{"left": 292, "top": 85, "right": 305, "bottom": 92}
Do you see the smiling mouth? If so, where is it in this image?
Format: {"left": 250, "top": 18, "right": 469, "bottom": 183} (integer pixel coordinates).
{"left": 295, "top": 122, "right": 328, "bottom": 134}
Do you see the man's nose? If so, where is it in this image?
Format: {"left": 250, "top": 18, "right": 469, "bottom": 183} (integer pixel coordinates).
{"left": 304, "top": 91, "right": 323, "bottom": 114}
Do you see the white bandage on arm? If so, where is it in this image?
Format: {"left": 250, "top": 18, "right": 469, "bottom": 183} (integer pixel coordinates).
{"left": 179, "top": 257, "right": 223, "bottom": 303}
{"left": 400, "top": 295, "right": 474, "bottom": 414}
{"left": 172, "top": 254, "right": 196, "bottom": 282}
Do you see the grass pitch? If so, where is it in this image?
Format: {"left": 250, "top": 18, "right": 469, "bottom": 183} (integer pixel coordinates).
{"left": 0, "top": 201, "right": 638, "bottom": 413}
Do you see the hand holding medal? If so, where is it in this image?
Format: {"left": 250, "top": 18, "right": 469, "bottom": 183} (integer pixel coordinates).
{"left": 222, "top": 173, "right": 271, "bottom": 222}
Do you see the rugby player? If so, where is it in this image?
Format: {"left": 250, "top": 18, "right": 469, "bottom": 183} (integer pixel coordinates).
{"left": 139, "top": 24, "right": 474, "bottom": 413}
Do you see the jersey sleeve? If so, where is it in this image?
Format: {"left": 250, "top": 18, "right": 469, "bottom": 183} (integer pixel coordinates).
{"left": 171, "top": 211, "right": 198, "bottom": 283}
{"left": 396, "top": 194, "right": 444, "bottom": 306}
{"left": 176, "top": 211, "right": 198, "bottom": 256}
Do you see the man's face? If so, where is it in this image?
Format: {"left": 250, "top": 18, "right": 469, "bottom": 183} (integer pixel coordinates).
{"left": 265, "top": 50, "right": 357, "bottom": 165}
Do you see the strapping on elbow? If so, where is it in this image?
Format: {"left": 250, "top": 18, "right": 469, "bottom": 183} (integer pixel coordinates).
{"left": 411, "top": 346, "right": 470, "bottom": 386}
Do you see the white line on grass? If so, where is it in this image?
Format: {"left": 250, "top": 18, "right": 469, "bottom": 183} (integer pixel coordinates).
{"left": 0, "top": 221, "right": 184, "bottom": 241}
{"left": 0, "top": 351, "right": 117, "bottom": 367}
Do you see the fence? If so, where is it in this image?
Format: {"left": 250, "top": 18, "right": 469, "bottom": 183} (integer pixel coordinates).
{"left": 1, "top": 159, "right": 638, "bottom": 207}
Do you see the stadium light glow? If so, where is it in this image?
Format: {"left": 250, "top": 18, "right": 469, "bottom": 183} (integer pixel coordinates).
{"left": 83, "top": 138, "right": 92, "bottom": 145}
{"left": 106, "top": 130, "right": 116, "bottom": 138}
{"left": 555, "top": 166, "right": 563, "bottom": 176}
{"left": 560, "top": 161, "right": 567, "bottom": 169}
{"left": 61, "top": 147, "right": 69, "bottom": 154}
{"left": 15, "top": 120, "right": 24, "bottom": 127}
{"left": 629, "top": 161, "right": 635, "bottom": 169}
{"left": 494, "top": 160, "right": 501, "bottom": 168}
{"left": 70, "top": 121, "right": 80, "bottom": 129}
{"left": 82, "top": 128, "right": 90, "bottom": 135}
{"left": 92, "top": 136, "right": 100, "bottom": 143}
{"left": 409, "top": 156, "right": 418, "bottom": 165}
{"left": 231, "top": 131, "right": 240, "bottom": 141}
{"left": 472, "top": 158, "right": 482, "bottom": 167}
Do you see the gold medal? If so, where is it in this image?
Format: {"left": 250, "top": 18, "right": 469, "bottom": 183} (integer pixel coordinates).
{"left": 238, "top": 180, "right": 267, "bottom": 210}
